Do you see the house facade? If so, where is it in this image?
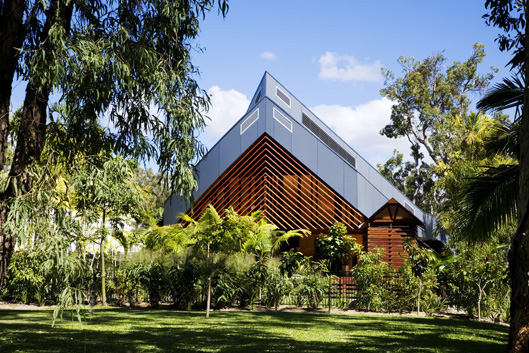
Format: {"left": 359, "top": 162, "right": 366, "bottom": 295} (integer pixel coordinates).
{"left": 164, "top": 72, "right": 430, "bottom": 270}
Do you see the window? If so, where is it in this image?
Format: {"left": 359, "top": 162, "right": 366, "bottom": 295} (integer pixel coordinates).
{"left": 240, "top": 109, "right": 259, "bottom": 134}
{"left": 254, "top": 90, "right": 261, "bottom": 104}
{"left": 273, "top": 108, "right": 292, "bottom": 132}
{"left": 302, "top": 113, "right": 356, "bottom": 167}
{"left": 276, "top": 86, "right": 291, "bottom": 107}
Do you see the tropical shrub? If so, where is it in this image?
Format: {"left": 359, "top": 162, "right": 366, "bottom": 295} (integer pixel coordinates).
{"left": 444, "top": 238, "right": 509, "bottom": 321}
{"left": 3, "top": 250, "right": 46, "bottom": 305}
{"left": 316, "top": 222, "right": 354, "bottom": 271}
{"left": 291, "top": 261, "right": 328, "bottom": 308}
{"left": 167, "top": 259, "right": 199, "bottom": 309}
{"left": 350, "top": 244, "right": 396, "bottom": 312}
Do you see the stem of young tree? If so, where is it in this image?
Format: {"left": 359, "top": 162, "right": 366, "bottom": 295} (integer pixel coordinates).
{"left": 206, "top": 243, "right": 211, "bottom": 319}
{"left": 417, "top": 278, "right": 422, "bottom": 316}
{"left": 101, "top": 208, "right": 107, "bottom": 306}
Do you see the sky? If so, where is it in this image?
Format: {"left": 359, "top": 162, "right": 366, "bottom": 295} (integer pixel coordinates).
{"left": 192, "top": 0, "right": 515, "bottom": 168}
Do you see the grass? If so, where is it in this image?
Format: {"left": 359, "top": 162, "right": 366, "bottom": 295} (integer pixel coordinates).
{"left": 0, "top": 307, "right": 507, "bottom": 353}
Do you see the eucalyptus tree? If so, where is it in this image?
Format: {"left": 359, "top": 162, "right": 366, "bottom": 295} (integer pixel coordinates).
{"left": 379, "top": 44, "right": 498, "bottom": 214}
{"left": 0, "top": 0, "right": 229, "bottom": 288}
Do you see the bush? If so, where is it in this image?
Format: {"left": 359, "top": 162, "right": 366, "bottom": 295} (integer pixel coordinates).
{"left": 350, "top": 245, "right": 396, "bottom": 312}
{"left": 290, "top": 262, "right": 328, "bottom": 308}
{"left": 444, "top": 239, "right": 509, "bottom": 320}
{"left": 3, "top": 251, "right": 46, "bottom": 305}
{"left": 167, "top": 259, "right": 199, "bottom": 309}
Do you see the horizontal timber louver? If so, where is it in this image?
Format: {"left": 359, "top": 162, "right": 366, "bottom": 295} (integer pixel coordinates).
{"left": 187, "top": 134, "right": 365, "bottom": 231}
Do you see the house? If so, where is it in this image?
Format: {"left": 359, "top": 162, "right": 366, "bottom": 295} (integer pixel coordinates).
{"left": 164, "top": 72, "right": 430, "bottom": 270}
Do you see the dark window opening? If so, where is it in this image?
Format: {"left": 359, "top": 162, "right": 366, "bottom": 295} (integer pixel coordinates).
{"left": 302, "top": 113, "right": 356, "bottom": 168}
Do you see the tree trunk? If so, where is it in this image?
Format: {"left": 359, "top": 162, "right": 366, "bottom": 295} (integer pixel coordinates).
{"left": 508, "top": 3, "right": 529, "bottom": 351}
{"left": 0, "top": 0, "right": 73, "bottom": 289}
{"left": 477, "top": 285, "right": 482, "bottom": 322}
{"left": 0, "top": 0, "right": 26, "bottom": 289}
{"left": 417, "top": 278, "right": 422, "bottom": 316}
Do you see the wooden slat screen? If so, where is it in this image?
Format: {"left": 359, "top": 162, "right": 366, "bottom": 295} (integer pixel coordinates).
{"left": 367, "top": 223, "right": 416, "bottom": 271}
{"left": 186, "top": 134, "right": 366, "bottom": 231}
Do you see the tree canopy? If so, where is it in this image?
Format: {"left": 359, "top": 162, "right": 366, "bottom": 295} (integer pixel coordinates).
{"left": 0, "top": 0, "right": 229, "bottom": 287}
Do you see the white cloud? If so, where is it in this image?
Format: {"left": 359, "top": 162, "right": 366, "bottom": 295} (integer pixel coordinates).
{"left": 200, "top": 86, "right": 250, "bottom": 148}
{"left": 260, "top": 51, "right": 277, "bottom": 60}
{"left": 311, "top": 98, "right": 410, "bottom": 166}
{"left": 318, "top": 52, "right": 382, "bottom": 83}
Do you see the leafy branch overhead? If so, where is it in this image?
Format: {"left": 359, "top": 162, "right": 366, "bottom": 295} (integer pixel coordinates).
{"left": 0, "top": 0, "right": 229, "bottom": 289}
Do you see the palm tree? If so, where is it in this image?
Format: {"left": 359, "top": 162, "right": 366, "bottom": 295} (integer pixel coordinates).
{"left": 452, "top": 121, "right": 519, "bottom": 241}
{"left": 452, "top": 75, "right": 522, "bottom": 241}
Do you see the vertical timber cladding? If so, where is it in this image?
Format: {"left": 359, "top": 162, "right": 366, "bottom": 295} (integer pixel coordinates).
{"left": 187, "top": 133, "right": 366, "bottom": 233}
{"left": 366, "top": 198, "right": 424, "bottom": 271}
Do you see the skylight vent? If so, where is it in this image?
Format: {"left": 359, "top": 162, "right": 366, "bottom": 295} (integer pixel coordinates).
{"left": 404, "top": 201, "right": 415, "bottom": 215}
{"left": 240, "top": 109, "right": 259, "bottom": 134}
{"left": 273, "top": 108, "right": 292, "bottom": 132}
{"left": 302, "top": 113, "right": 356, "bottom": 167}
{"left": 276, "top": 87, "right": 291, "bottom": 107}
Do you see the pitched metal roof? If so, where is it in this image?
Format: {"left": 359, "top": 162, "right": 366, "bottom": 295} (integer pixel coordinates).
{"left": 164, "top": 72, "right": 427, "bottom": 227}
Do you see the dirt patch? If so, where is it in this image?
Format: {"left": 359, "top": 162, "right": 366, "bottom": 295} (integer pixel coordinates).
{"left": 0, "top": 302, "right": 56, "bottom": 311}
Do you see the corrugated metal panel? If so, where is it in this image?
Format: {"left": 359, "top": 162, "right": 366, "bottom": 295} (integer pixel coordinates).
{"left": 164, "top": 194, "right": 189, "bottom": 225}
{"left": 219, "top": 127, "right": 242, "bottom": 173}
{"left": 302, "top": 113, "right": 356, "bottom": 168}
{"left": 240, "top": 113, "right": 259, "bottom": 151}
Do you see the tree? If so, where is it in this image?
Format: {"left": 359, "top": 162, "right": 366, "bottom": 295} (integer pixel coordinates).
{"left": 445, "top": 238, "right": 509, "bottom": 321}
{"left": 402, "top": 238, "right": 438, "bottom": 316}
{"left": 482, "top": 2, "right": 529, "bottom": 351}
{"left": 315, "top": 222, "right": 354, "bottom": 272}
{"left": 0, "top": 0, "right": 229, "bottom": 289}
{"left": 379, "top": 44, "right": 497, "bottom": 214}
{"left": 442, "top": 1, "right": 529, "bottom": 350}
{"left": 72, "top": 155, "right": 144, "bottom": 305}
{"left": 377, "top": 148, "right": 434, "bottom": 211}
{"left": 180, "top": 205, "right": 226, "bottom": 318}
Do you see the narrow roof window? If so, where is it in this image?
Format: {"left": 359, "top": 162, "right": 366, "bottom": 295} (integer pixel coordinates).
{"left": 302, "top": 112, "right": 356, "bottom": 168}
{"left": 254, "top": 90, "right": 261, "bottom": 104}
{"left": 276, "top": 86, "right": 291, "bottom": 107}
{"left": 240, "top": 109, "right": 259, "bottom": 134}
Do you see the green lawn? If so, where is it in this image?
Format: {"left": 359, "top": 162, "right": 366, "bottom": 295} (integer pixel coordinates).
{"left": 0, "top": 307, "right": 507, "bottom": 353}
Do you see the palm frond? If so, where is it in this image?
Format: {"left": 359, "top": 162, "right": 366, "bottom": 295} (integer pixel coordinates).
{"left": 198, "top": 205, "right": 222, "bottom": 231}
{"left": 484, "top": 118, "right": 520, "bottom": 160}
{"left": 453, "top": 163, "right": 518, "bottom": 242}
{"left": 477, "top": 75, "right": 524, "bottom": 112}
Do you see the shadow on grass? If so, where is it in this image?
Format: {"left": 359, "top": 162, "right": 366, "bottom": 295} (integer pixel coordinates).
{"left": 0, "top": 308, "right": 507, "bottom": 353}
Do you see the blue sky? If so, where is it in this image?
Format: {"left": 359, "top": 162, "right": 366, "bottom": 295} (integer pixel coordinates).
{"left": 193, "top": 0, "right": 514, "bottom": 167}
